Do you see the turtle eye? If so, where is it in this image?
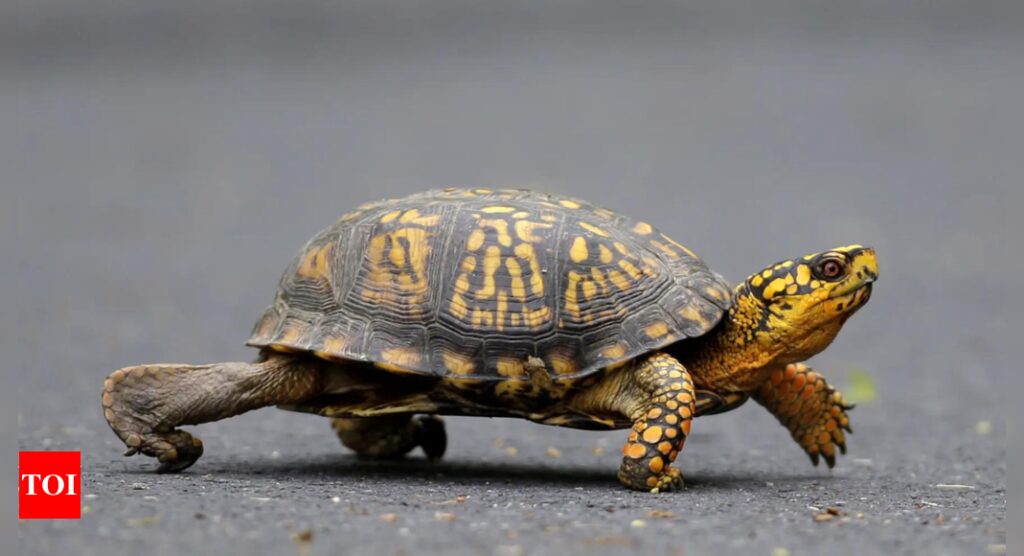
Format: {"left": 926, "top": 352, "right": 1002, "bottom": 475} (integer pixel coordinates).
{"left": 815, "top": 257, "right": 846, "bottom": 281}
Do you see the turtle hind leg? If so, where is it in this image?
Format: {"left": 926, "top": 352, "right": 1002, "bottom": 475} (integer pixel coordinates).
{"left": 102, "top": 355, "right": 323, "bottom": 472}
{"left": 332, "top": 415, "right": 447, "bottom": 461}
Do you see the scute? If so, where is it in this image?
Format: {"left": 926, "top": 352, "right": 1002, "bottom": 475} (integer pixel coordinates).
{"left": 247, "top": 188, "right": 732, "bottom": 381}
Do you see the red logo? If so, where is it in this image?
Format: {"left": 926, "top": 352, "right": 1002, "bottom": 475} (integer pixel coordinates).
{"left": 19, "top": 452, "right": 81, "bottom": 519}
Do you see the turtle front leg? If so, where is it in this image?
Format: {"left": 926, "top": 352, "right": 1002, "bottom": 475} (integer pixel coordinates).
{"left": 753, "top": 363, "right": 853, "bottom": 467}
{"left": 102, "top": 354, "right": 323, "bottom": 472}
{"left": 617, "top": 353, "right": 696, "bottom": 492}
{"left": 572, "top": 352, "right": 696, "bottom": 492}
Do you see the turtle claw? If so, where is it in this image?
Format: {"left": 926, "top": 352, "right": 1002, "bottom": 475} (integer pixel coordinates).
{"left": 649, "top": 468, "right": 685, "bottom": 493}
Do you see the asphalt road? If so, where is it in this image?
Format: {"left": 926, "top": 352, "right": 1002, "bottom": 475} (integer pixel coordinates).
{"left": 8, "top": 2, "right": 1015, "bottom": 555}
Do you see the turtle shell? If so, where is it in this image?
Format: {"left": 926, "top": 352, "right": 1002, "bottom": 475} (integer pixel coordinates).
{"left": 247, "top": 188, "right": 732, "bottom": 382}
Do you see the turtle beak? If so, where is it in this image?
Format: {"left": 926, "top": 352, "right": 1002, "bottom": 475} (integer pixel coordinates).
{"left": 848, "top": 246, "right": 878, "bottom": 286}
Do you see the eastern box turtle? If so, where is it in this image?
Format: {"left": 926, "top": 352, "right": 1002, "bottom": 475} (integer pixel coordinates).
{"left": 103, "top": 188, "right": 877, "bottom": 491}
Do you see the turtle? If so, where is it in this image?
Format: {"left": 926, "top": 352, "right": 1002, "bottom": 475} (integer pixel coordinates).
{"left": 102, "top": 188, "right": 878, "bottom": 491}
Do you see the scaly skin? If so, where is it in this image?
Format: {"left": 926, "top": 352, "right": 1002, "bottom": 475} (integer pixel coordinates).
{"left": 101, "top": 245, "right": 877, "bottom": 490}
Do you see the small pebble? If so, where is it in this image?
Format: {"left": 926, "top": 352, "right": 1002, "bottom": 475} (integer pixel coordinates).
{"left": 975, "top": 420, "right": 993, "bottom": 436}
{"left": 630, "top": 519, "right": 646, "bottom": 528}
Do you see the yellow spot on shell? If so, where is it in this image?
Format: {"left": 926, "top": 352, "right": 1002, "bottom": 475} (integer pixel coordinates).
{"left": 581, "top": 280, "right": 597, "bottom": 300}
{"left": 481, "top": 206, "right": 516, "bottom": 213}
{"left": 442, "top": 352, "right": 475, "bottom": 375}
{"left": 466, "top": 228, "right": 486, "bottom": 251}
{"left": 579, "top": 222, "right": 609, "bottom": 237}
{"left": 559, "top": 199, "right": 581, "bottom": 209}
{"left": 476, "top": 245, "right": 502, "bottom": 299}
{"left": 632, "top": 221, "right": 653, "bottom": 235}
{"left": 607, "top": 269, "right": 631, "bottom": 291}
{"left": 297, "top": 243, "right": 332, "bottom": 281}
{"left": 602, "top": 343, "right": 627, "bottom": 360}
{"left": 321, "top": 336, "right": 347, "bottom": 354}
{"left": 514, "top": 220, "right": 551, "bottom": 243}
{"left": 645, "top": 322, "right": 670, "bottom": 339}
{"left": 598, "top": 244, "right": 614, "bottom": 264}
{"left": 548, "top": 353, "right": 578, "bottom": 375}
{"left": 570, "top": 236, "right": 589, "bottom": 263}
{"left": 496, "top": 358, "right": 526, "bottom": 378}
{"left": 380, "top": 210, "right": 402, "bottom": 223}
{"left": 512, "top": 211, "right": 530, "bottom": 219}
{"left": 479, "top": 218, "right": 513, "bottom": 247}
{"left": 380, "top": 347, "right": 421, "bottom": 369}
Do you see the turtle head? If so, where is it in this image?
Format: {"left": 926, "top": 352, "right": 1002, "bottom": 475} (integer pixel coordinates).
{"left": 739, "top": 245, "right": 878, "bottom": 362}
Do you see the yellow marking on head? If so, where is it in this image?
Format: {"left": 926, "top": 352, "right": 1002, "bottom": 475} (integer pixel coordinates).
{"left": 559, "top": 199, "right": 581, "bottom": 209}
{"left": 479, "top": 218, "right": 513, "bottom": 247}
{"left": 762, "top": 278, "right": 788, "bottom": 299}
{"left": 297, "top": 243, "right": 333, "bottom": 281}
{"left": 632, "top": 221, "right": 653, "bottom": 235}
{"left": 380, "top": 347, "right": 421, "bottom": 369}
{"left": 442, "top": 352, "right": 475, "bottom": 375}
{"left": 380, "top": 210, "right": 402, "bottom": 223}
{"left": 570, "top": 236, "right": 589, "bottom": 263}
{"left": 579, "top": 222, "right": 609, "bottom": 237}
{"left": 466, "top": 228, "right": 486, "bottom": 251}
{"left": 750, "top": 274, "right": 764, "bottom": 287}
{"left": 514, "top": 220, "right": 552, "bottom": 243}
{"left": 796, "top": 264, "right": 811, "bottom": 285}
{"left": 786, "top": 284, "right": 799, "bottom": 294}
{"left": 598, "top": 244, "right": 614, "bottom": 264}
{"left": 644, "top": 322, "right": 670, "bottom": 339}
{"left": 481, "top": 206, "right": 516, "bottom": 213}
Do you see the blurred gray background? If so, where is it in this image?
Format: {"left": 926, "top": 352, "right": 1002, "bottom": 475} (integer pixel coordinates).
{"left": 6, "top": 1, "right": 1017, "bottom": 555}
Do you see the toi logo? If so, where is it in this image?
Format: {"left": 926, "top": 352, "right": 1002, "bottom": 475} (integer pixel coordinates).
{"left": 19, "top": 452, "right": 81, "bottom": 519}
